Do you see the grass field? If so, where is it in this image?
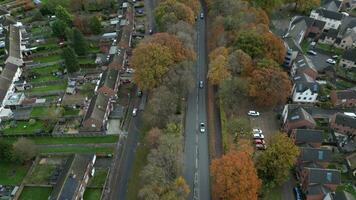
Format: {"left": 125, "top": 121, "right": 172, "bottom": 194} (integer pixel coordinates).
{"left": 31, "top": 65, "right": 61, "bottom": 75}
{"left": 89, "top": 168, "right": 108, "bottom": 187}
{"left": 63, "top": 107, "right": 80, "bottom": 116}
{"left": 30, "top": 106, "right": 48, "bottom": 118}
{"left": 6, "top": 136, "right": 118, "bottom": 145}
{"left": 30, "top": 75, "right": 62, "bottom": 83}
{"left": 2, "top": 121, "right": 46, "bottom": 135}
{"left": 33, "top": 54, "right": 62, "bottom": 63}
{"left": 26, "top": 164, "right": 57, "bottom": 184}
{"left": 0, "top": 162, "right": 30, "bottom": 185}
{"left": 83, "top": 188, "right": 102, "bottom": 200}
{"left": 39, "top": 146, "right": 114, "bottom": 154}
{"left": 29, "top": 83, "right": 67, "bottom": 93}
{"left": 19, "top": 186, "right": 52, "bottom": 200}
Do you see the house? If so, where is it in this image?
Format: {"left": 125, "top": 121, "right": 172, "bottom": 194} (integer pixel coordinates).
{"left": 285, "top": 16, "right": 309, "bottom": 44}
{"left": 340, "top": 48, "right": 356, "bottom": 69}
{"left": 329, "top": 112, "right": 356, "bottom": 136}
{"left": 323, "top": 191, "right": 356, "bottom": 200}
{"left": 345, "top": 153, "right": 356, "bottom": 176}
{"left": 335, "top": 28, "right": 356, "bottom": 49}
{"left": 292, "top": 73, "right": 319, "bottom": 103}
{"left": 282, "top": 106, "right": 317, "bottom": 132}
{"left": 296, "top": 147, "right": 332, "bottom": 177}
{"left": 300, "top": 168, "right": 341, "bottom": 200}
{"left": 310, "top": 8, "right": 344, "bottom": 30}
{"left": 81, "top": 93, "right": 112, "bottom": 132}
{"left": 291, "top": 55, "right": 318, "bottom": 79}
{"left": 96, "top": 68, "right": 119, "bottom": 97}
{"left": 319, "top": 29, "right": 339, "bottom": 45}
{"left": 13, "top": 80, "right": 30, "bottom": 91}
{"left": 342, "top": 0, "right": 356, "bottom": 10}
{"left": 3, "top": 92, "right": 25, "bottom": 108}
{"left": 330, "top": 89, "right": 356, "bottom": 107}
{"left": 50, "top": 154, "right": 96, "bottom": 200}
{"left": 321, "top": 0, "right": 342, "bottom": 12}
{"left": 290, "top": 129, "right": 324, "bottom": 147}
{"left": 283, "top": 37, "right": 302, "bottom": 68}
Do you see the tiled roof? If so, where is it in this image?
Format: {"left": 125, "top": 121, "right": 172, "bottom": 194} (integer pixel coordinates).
{"left": 299, "top": 147, "right": 332, "bottom": 162}
{"left": 306, "top": 167, "right": 341, "bottom": 185}
{"left": 335, "top": 89, "right": 356, "bottom": 99}
{"left": 315, "top": 8, "right": 344, "bottom": 20}
{"left": 288, "top": 107, "right": 316, "bottom": 125}
{"left": 84, "top": 93, "right": 110, "bottom": 124}
{"left": 342, "top": 48, "right": 356, "bottom": 62}
{"left": 334, "top": 113, "right": 356, "bottom": 129}
{"left": 294, "top": 129, "right": 323, "bottom": 144}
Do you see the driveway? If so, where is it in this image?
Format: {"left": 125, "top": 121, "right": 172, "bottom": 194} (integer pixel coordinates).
{"left": 306, "top": 47, "right": 335, "bottom": 72}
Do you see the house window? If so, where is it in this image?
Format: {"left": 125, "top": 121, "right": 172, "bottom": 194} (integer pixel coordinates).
{"left": 309, "top": 97, "right": 312, "bottom": 100}
{"left": 298, "top": 97, "right": 301, "bottom": 100}
{"left": 303, "top": 97, "right": 307, "bottom": 100}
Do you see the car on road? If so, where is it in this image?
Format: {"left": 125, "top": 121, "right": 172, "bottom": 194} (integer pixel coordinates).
{"left": 149, "top": 29, "right": 153, "bottom": 35}
{"left": 293, "top": 187, "right": 302, "bottom": 200}
{"left": 200, "top": 123, "right": 206, "bottom": 133}
{"left": 199, "top": 81, "right": 204, "bottom": 88}
{"left": 200, "top": 12, "right": 204, "bottom": 19}
{"left": 326, "top": 58, "right": 336, "bottom": 64}
{"left": 307, "top": 50, "right": 317, "bottom": 55}
{"left": 253, "top": 139, "right": 265, "bottom": 145}
{"left": 252, "top": 128, "right": 262, "bottom": 134}
{"left": 132, "top": 108, "right": 138, "bottom": 116}
{"left": 253, "top": 133, "right": 265, "bottom": 139}
{"left": 248, "top": 110, "right": 260, "bottom": 116}
{"left": 255, "top": 144, "right": 266, "bottom": 150}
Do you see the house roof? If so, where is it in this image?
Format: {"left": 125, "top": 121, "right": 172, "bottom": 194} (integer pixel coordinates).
{"left": 321, "top": 0, "right": 342, "bottom": 12}
{"left": 294, "top": 73, "right": 319, "bottom": 93}
{"left": 324, "top": 28, "right": 339, "bottom": 39}
{"left": 99, "top": 68, "right": 119, "bottom": 91}
{"left": 84, "top": 93, "right": 110, "bottom": 124}
{"left": 343, "top": 28, "right": 356, "bottom": 41}
{"left": 346, "top": 153, "right": 356, "bottom": 170}
{"left": 284, "top": 36, "right": 303, "bottom": 52}
{"left": 306, "top": 167, "right": 341, "bottom": 185}
{"left": 334, "top": 113, "right": 356, "bottom": 129}
{"left": 0, "top": 6, "right": 9, "bottom": 15}
{"left": 339, "top": 16, "right": 356, "bottom": 36}
{"left": 342, "top": 48, "right": 356, "bottom": 62}
{"left": 314, "top": 8, "right": 344, "bottom": 21}
{"left": 294, "top": 55, "right": 318, "bottom": 74}
{"left": 294, "top": 129, "right": 323, "bottom": 144}
{"left": 304, "top": 17, "right": 326, "bottom": 29}
{"left": 299, "top": 147, "right": 332, "bottom": 162}
{"left": 335, "top": 89, "right": 356, "bottom": 99}
{"left": 332, "top": 191, "right": 356, "bottom": 200}
{"left": 50, "top": 154, "right": 95, "bottom": 200}
{"left": 288, "top": 107, "right": 316, "bottom": 125}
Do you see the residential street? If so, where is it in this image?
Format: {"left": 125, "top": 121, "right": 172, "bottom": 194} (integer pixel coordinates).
{"left": 184, "top": 6, "right": 210, "bottom": 200}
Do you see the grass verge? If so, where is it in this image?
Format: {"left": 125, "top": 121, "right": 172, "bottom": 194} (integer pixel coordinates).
{"left": 39, "top": 146, "right": 114, "bottom": 154}
{"left": 19, "top": 186, "right": 52, "bottom": 200}
{"left": 83, "top": 188, "right": 102, "bottom": 200}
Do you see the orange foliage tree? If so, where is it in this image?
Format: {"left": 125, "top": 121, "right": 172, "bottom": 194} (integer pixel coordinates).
{"left": 249, "top": 68, "right": 291, "bottom": 107}
{"left": 210, "top": 151, "right": 261, "bottom": 200}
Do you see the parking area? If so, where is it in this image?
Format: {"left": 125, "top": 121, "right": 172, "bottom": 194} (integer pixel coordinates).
{"left": 306, "top": 47, "right": 335, "bottom": 72}
{"left": 249, "top": 110, "right": 280, "bottom": 143}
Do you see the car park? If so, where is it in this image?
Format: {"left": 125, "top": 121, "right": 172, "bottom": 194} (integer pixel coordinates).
{"left": 252, "top": 128, "right": 262, "bottom": 134}
{"left": 200, "top": 123, "right": 206, "bottom": 133}
{"left": 307, "top": 50, "right": 317, "bottom": 55}
{"left": 326, "top": 58, "right": 336, "bottom": 64}
{"left": 253, "top": 133, "right": 264, "bottom": 139}
{"left": 248, "top": 110, "right": 260, "bottom": 116}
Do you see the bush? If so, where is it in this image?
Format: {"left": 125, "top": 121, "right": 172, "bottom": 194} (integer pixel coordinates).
{"left": 29, "top": 119, "right": 36, "bottom": 125}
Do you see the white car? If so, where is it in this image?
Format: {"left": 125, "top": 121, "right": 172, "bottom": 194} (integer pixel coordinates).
{"left": 252, "top": 128, "right": 262, "bottom": 134}
{"left": 326, "top": 59, "right": 336, "bottom": 64}
{"left": 200, "top": 123, "right": 206, "bottom": 133}
{"left": 248, "top": 110, "right": 260, "bottom": 116}
{"left": 200, "top": 12, "right": 204, "bottom": 19}
{"left": 253, "top": 133, "right": 265, "bottom": 139}
{"left": 307, "top": 50, "right": 317, "bottom": 55}
{"left": 132, "top": 108, "right": 138, "bottom": 116}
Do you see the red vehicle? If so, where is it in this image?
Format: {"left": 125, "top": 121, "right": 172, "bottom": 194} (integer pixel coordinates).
{"left": 253, "top": 139, "right": 266, "bottom": 145}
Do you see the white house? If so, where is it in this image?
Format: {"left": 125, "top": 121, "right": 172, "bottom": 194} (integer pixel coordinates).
{"left": 292, "top": 73, "right": 319, "bottom": 103}
{"left": 310, "top": 8, "right": 344, "bottom": 30}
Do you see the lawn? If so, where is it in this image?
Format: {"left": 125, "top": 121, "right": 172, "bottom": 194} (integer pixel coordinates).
{"left": 0, "top": 162, "right": 30, "bottom": 185}
{"left": 33, "top": 54, "right": 62, "bottom": 63}
{"left": 78, "top": 57, "right": 95, "bottom": 65}
{"left": 26, "top": 164, "right": 56, "bottom": 184}
{"left": 316, "top": 43, "right": 344, "bottom": 55}
{"left": 39, "top": 146, "right": 114, "bottom": 154}
{"left": 31, "top": 65, "right": 61, "bottom": 75}
{"left": 29, "top": 83, "right": 67, "bottom": 93}
{"left": 30, "top": 106, "right": 48, "bottom": 118}
{"left": 2, "top": 120, "right": 46, "bottom": 135}
{"left": 335, "top": 79, "right": 355, "bottom": 90}
{"left": 83, "top": 188, "right": 102, "bottom": 200}
{"left": 63, "top": 107, "right": 80, "bottom": 116}
{"left": 19, "top": 186, "right": 52, "bottom": 200}
{"left": 27, "top": 136, "right": 118, "bottom": 145}
{"left": 29, "top": 75, "right": 62, "bottom": 83}
{"left": 89, "top": 168, "right": 108, "bottom": 187}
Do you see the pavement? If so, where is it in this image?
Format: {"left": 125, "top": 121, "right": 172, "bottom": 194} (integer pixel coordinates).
{"left": 183, "top": 8, "right": 210, "bottom": 200}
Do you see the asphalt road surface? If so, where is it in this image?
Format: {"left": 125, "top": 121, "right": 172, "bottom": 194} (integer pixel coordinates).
{"left": 184, "top": 8, "right": 210, "bottom": 200}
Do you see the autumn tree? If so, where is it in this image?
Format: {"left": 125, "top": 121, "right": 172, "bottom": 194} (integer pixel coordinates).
{"left": 234, "top": 30, "right": 265, "bottom": 59}
{"left": 253, "top": 0, "right": 284, "bottom": 13}
{"left": 154, "top": 0, "right": 195, "bottom": 31}
{"left": 62, "top": 47, "right": 79, "bottom": 73}
{"left": 262, "top": 31, "right": 286, "bottom": 64}
{"left": 146, "top": 127, "right": 163, "bottom": 149}
{"left": 228, "top": 49, "right": 253, "bottom": 76}
{"left": 55, "top": 5, "right": 73, "bottom": 25}
{"left": 295, "top": 0, "right": 320, "bottom": 13}
{"left": 256, "top": 133, "right": 299, "bottom": 188}
{"left": 249, "top": 68, "right": 291, "bottom": 107}
{"left": 211, "top": 151, "right": 261, "bottom": 200}
{"left": 208, "top": 48, "right": 231, "bottom": 85}
{"left": 12, "top": 138, "right": 37, "bottom": 163}
{"left": 167, "top": 21, "right": 196, "bottom": 50}
{"left": 219, "top": 77, "right": 249, "bottom": 112}
{"left": 257, "top": 58, "right": 280, "bottom": 69}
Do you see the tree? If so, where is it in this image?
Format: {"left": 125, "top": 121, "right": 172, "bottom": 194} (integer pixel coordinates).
{"left": 131, "top": 43, "right": 174, "bottom": 91}
{"left": 256, "top": 133, "right": 299, "bottom": 188}
{"left": 146, "top": 127, "right": 163, "bottom": 149}
{"left": 89, "top": 16, "right": 102, "bottom": 34}
{"left": 208, "top": 54, "right": 231, "bottom": 85}
{"left": 226, "top": 117, "right": 251, "bottom": 137}
{"left": 0, "top": 139, "right": 13, "bottom": 162}
{"left": 253, "top": 0, "right": 284, "bottom": 12}
{"left": 51, "top": 20, "right": 68, "bottom": 39}
{"left": 234, "top": 30, "right": 265, "bottom": 59}
{"left": 249, "top": 68, "right": 291, "bottom": 107}
{"left": 167, "top": 21, "right": 196, "bottom": 50}
{"left": 12, "top": 138, "right": 37, "bottom": 163}
{"left": 154, "top": 0, "right": 195, "bottom": 31}
{"left": 62, "top": 47, "right": 79, "bottom": 73}
{"left": 295, "top": 0, "right": 320, "bottom": 13}
{"left": 262, "top": 32, "right": 286, "bottom": 64}
{"left": 228, "top": 49, "right": 254, "bottom": 76}
{"left": 71, "top": 28, "right": 88, "bottom": 56}
{"left": 219, "top": 77, "right": 249, "bottom": 112}
{"left": 55, "top": 5, "right": 73, "bottom": 25}
{"left": 211, "top": 151, "right": 261, "bottom": 200}
{"left": 257, "top": 58, "right": 280, "bottom": 69}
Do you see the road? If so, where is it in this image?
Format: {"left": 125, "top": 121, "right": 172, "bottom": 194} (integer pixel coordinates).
{"left": 184, "top": 6, "right": 210, "bottom": 200}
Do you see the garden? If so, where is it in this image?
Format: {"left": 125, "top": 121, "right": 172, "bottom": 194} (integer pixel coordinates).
{"left": 19, "top": 186, "right": 52, "bottom": 200}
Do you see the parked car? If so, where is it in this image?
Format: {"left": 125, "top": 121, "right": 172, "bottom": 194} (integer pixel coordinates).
{"left": 253, "top": 133, "right": 265, "bottom": 139}
{"left": 307, "top": 50, "right": 317, "bottom": 55}
{"left": 326, "top": 58, "right": 336, "bottom": 64}
{"left": 255, "top": 144, "right": 267, "bottom": 150}
{"left": 293, "top": 187, "right": 302, "bottom": 200}
{"left": 248, "top": 110, "right": 260, "bottom": 116}
{"left": 253, "top": 139, "right": 266, "bottom": 145}
{"left": 332, "top": 55, "right": 338, "bottom": 59}
{"left": 200, "top": 12, "right": 204, "bottom": 19}
{"left": 199, "top": 81, "right": 204, "bottom": 88}
{"left": 132, "top": 108, "right": 138, "bottom": 116}
{"left": 252, "top": 128, "right": 262, "bottom": 134}
{"left": 200, "top": 123, "right": 206, "bottom": 133}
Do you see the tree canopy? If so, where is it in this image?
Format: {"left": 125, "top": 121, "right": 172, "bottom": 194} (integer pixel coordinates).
{"left": 62, "top": 47, "right": 79, "bottom": 73}
{"left": 12, "top": 138, "right": 37, "bottom": 163}
{"left": 71, "top": 28, "right": 88, "bottom": 56}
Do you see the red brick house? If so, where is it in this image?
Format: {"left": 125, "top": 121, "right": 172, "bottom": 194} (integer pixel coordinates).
{"left": 330, "top": 89, "right": 356, "bottom": 108}
{"left": 300, "top": 168, "right": 341, "bottom": 200}
{"left": 290, "top": 129, "right": 324, "bottom": 148}
{"left": 296, "top": 147, "right": 332, "bottom": 178}
{"left": 329, "top": 113, "right": 356, "bottom": 136}
{"left": 282, "top": 106, "right": 317, "bottom": 133}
